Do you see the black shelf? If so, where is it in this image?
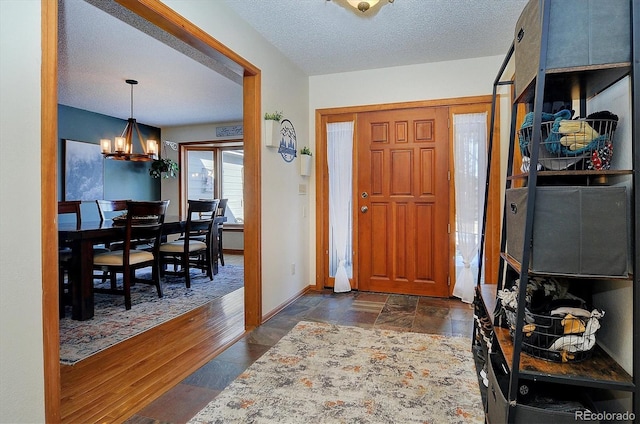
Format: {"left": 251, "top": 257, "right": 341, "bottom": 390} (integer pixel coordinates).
{"left": 475, "top": 1, "right": 638, "bottom": 421}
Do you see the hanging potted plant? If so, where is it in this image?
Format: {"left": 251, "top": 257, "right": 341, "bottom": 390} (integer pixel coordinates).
{"left": 149, "top": 157, "right": 179, "bottom": 179}
{"left": 264, "top": 110, "right": 283, "bottom": 148}
{"left": 299, "top": 146, "right": 313, "bottom": 176}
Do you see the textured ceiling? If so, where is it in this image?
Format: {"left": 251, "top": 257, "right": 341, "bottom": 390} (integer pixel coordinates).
{"left": 222, "top": 0, "right": 529, "bottom": 76}
{"left": 58, "top": 0, "right": 528, "bottom": 128}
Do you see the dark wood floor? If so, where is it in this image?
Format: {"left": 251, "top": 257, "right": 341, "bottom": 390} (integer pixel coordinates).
{"left": 124, "top": 272, "right": 475, "bottom": 423}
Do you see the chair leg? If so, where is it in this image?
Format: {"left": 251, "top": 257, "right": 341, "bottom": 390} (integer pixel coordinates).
{"left": 59, "top": 265, "right": 66, "bottom": 319}
{"left": 183, "top": 254, "right": 191, "bottom": 288}
{"left": 218, "top": 228, "right": 224, "bottom": 266}
{"left": 124, "top": 270, "right": 132, "bottom": 310}
{"left": 152, "top": 263, "right": 163, "bottom": 298}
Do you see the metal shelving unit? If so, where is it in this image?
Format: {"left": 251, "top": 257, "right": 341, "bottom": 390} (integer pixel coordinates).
{"left": 475, "top": 1, "right": 639, "bottom": 422}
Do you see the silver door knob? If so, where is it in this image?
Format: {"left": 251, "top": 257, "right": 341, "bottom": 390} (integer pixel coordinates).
{"left": 361, "top": 206, "right": 368, "bottom": 213}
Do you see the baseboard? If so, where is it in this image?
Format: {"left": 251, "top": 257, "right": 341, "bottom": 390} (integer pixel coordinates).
{"left": 261, "top": 285, "right": 314, "bottom": 323}
{"left": 222, "top": 248, "right": 243, "bottom": 254}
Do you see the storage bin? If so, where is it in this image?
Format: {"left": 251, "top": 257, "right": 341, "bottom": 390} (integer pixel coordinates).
{"left": 519, "top": 118, "right": 617, "bottom": 171}
{"left": 502, "top": 305, "right": 600, "bottom": 363}
{"left": 514, "top": 0, "right": 631, "bottom": 98}
{"left": 486, "top": 353, "right": 601, "bottom": 423}
{"left": 506, "top": 186, "right": 628, "bottom": 277}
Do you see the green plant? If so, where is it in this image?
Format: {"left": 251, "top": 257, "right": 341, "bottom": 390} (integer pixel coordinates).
{"left": 264, "top": 110, "right": 283, "bottom": 121}
{"left": 149, "top": 158, "right": 179, "bottom": 179}
{"left": 300, "top": 146, "right": 312, "bottom": 156}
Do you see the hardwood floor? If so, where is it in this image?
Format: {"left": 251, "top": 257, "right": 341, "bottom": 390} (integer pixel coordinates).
{"left": 59, "top": 255, "right": 246, "bottom": 424}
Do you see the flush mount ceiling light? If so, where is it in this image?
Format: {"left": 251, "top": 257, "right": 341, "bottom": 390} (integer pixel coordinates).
{"left": 329, "top": 0, "right": 395, "bottom": 14}
{"left": 100, "top": 79, "right": 158, "bottom": 161}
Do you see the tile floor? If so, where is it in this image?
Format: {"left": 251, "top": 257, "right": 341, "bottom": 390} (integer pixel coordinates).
{"left": 125, "top": 264, "right": 475, "bottom": 423}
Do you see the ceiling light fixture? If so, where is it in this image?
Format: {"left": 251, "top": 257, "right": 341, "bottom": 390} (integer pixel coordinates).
{"left": 100, "top": 79, "right": 158, "bottom": 161}
{"left": 342, "top": 0, "right": 394, "bottom": 13}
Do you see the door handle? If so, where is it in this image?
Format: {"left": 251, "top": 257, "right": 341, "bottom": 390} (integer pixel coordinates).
{"left": 361, "top": 206, "right": 368, "bottom": 213}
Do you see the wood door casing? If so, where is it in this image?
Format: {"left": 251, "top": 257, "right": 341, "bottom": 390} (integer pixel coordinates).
{"left": 357, "top": 107, "right": 450, "bottom": 296}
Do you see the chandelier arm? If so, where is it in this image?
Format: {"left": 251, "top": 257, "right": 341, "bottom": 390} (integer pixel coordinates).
{"left": 133, "top": 120, "right": 147, "bottom": 154}
{"left": 126, "top": 120, "right": 136, "bottom": 154}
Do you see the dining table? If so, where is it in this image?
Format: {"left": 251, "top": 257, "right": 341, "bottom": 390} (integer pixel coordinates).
{"left": 58, "top": 215, "right": 226, "bottom": 321}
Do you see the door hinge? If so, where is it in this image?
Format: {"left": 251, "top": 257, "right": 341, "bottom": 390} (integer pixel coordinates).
{"left": 447, "top": 118, "right": 450, "bottom": 128}
{"left": 447, "top": 223, "right": 451, "bottom": 234}
{"left": 447, "top": 170, "right": 451, "bottom": 181}
{"left": 447, "top": 275, "right": 451, "bottom": 286}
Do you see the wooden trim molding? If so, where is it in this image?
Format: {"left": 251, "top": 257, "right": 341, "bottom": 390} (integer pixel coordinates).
{"left": 42, "top": 1, "right": 61, "bottom": 421}
{"left": 315, "top": 96, "right": 498, "bottom": 295}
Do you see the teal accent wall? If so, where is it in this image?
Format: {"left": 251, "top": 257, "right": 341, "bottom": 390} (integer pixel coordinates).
{"left": 58, "top": 105, "right": 161, "bottom": 219}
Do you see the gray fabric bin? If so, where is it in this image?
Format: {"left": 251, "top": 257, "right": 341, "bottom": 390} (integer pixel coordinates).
{"left": 514, "top": 0, "right": 631, "bottom": 98}
{"left": 506, "top": 186, "right": 628, "bottom": 277}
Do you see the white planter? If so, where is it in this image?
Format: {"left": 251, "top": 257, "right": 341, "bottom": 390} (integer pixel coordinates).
{"left": 264, "top": 119, "right": 281, "bottom": 148}
{"left": 300, "top": 154, "right": 312, "bottom": 176}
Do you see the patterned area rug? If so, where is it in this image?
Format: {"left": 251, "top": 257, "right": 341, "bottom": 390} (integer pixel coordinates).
{"left": 189, "top": 321, "right": 484, "bottom": 424}
{"left": 59, "top": 265, "right": 244, "bottom": 365}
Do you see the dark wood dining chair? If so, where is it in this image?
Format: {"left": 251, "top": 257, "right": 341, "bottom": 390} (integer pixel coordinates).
{"left": 159, "top": 199, "right": 219, "bottom": 288}
{"left": 58, "top": 201, "right": 82, "bottom": 318}
{"left": 215, "top": 199, "right": 228, "bottom": 266}
{"left": 96, "top": 199, "right": 130, "bottom": 221}
{"left": 92, "top": 200, "right": 169, "bottom": 310}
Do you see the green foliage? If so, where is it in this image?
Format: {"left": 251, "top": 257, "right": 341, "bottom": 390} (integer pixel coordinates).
{"left": 300, "top": 146, "right": 312, "bottom": 156}
{"left": 149, "top": 158, "right": 179, "bottom": 179}
{"left": 264, "top": 110, "right": 283, "bottom": 121}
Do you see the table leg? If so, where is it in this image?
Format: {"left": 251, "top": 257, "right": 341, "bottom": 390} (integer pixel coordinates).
{"left": 70, "top": 239, "right": 95, "bottom": 320}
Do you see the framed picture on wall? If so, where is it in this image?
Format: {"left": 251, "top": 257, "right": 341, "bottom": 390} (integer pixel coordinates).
{"left": 64, "top": 139, "right": 104, "bottom": 201}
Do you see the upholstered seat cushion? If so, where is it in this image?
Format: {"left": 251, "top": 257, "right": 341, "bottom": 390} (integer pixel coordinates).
{"left": 94, "top": 249, "right": 154, "bottom": 266}
{"left": 159, "top": 240, "right": 207, "bottom": 253}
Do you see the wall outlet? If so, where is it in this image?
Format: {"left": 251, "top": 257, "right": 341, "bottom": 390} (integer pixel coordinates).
{"left": 290, "top": 263, "right": 296, "bottom": 275}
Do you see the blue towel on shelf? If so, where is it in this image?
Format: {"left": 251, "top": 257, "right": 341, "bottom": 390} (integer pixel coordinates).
{"left": 519, "top": 109, "right": 572, "bottom": 155}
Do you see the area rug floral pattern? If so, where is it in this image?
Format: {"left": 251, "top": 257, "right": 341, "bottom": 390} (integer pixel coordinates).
{"left": 59, "top": 265, "right": 243, "bottom": 365}
{"left": 189, "top": 321, "right": 484, "bottom": 424}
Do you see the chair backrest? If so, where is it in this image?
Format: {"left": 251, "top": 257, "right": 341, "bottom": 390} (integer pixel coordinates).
{"left": 96, "top": 199, "right": 130, "bottom": 221}
{"left": 122, "top": 200, "right": 169, "bottom": 256}
{"left": 185, "top": 199, "right": 220, "bottom": 243}
{"left": 58, "top": 201, "right": 82, "bottom": 226}
{"left": 216, "top": 199, "right": 229, "bottom": 217}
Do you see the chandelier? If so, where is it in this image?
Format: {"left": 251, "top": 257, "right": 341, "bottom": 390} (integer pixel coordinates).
{"left": 338, "top": 0, "right": 394, "bottom": 13}
{"left": 100, "top": 79, "right": 158, "bottom": 161}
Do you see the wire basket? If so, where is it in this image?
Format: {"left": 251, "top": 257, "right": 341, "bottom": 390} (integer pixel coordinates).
{"left": 503, "top": 305, "right": 598, "bottom": 363}
{"left": 518, "top": 118, "right": 617, "bottom": 171}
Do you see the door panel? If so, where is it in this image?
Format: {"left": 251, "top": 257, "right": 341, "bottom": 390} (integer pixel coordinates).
{"left": 358, "top": 107, "right": 449, "bottom": 297}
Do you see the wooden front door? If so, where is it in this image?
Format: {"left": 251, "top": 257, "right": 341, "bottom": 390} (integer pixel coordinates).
{"left": 357, "top": 107, "right": 450, "bottom": 296}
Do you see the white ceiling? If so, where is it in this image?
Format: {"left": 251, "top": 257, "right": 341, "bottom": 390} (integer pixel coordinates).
{"left": 57, "top": 0, "right": 528, "bottom": 128}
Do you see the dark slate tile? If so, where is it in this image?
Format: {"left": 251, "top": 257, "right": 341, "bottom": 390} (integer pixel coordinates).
{"left": 215, "top": 339, "right": 271, "bottom": 367}
{"left": 132, "top": 383, "right": 219, "bottom": 424}
{"left": 182, "top": 359, "right": 247, "bottom": 390}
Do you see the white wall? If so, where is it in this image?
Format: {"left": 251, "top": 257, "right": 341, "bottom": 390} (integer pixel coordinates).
{"left": 163, "top": 0, "right": 311, "bottom": 315}
{"left": 0, "top": 1, "right": 46, "bottom": 422}
{"left": 587, "top": 76, "right": 633, "bottom": 374}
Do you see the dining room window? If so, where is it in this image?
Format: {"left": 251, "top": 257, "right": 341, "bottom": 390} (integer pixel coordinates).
{"left": 182, "top": 142, "right": 244, "bottom": 224}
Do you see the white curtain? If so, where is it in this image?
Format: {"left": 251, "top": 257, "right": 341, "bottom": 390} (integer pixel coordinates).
{"left": 452, "top": 113, "right": 487, "bottom": 303}
{"left": 327, "top": 121, "right": 354, "bottom": 293}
